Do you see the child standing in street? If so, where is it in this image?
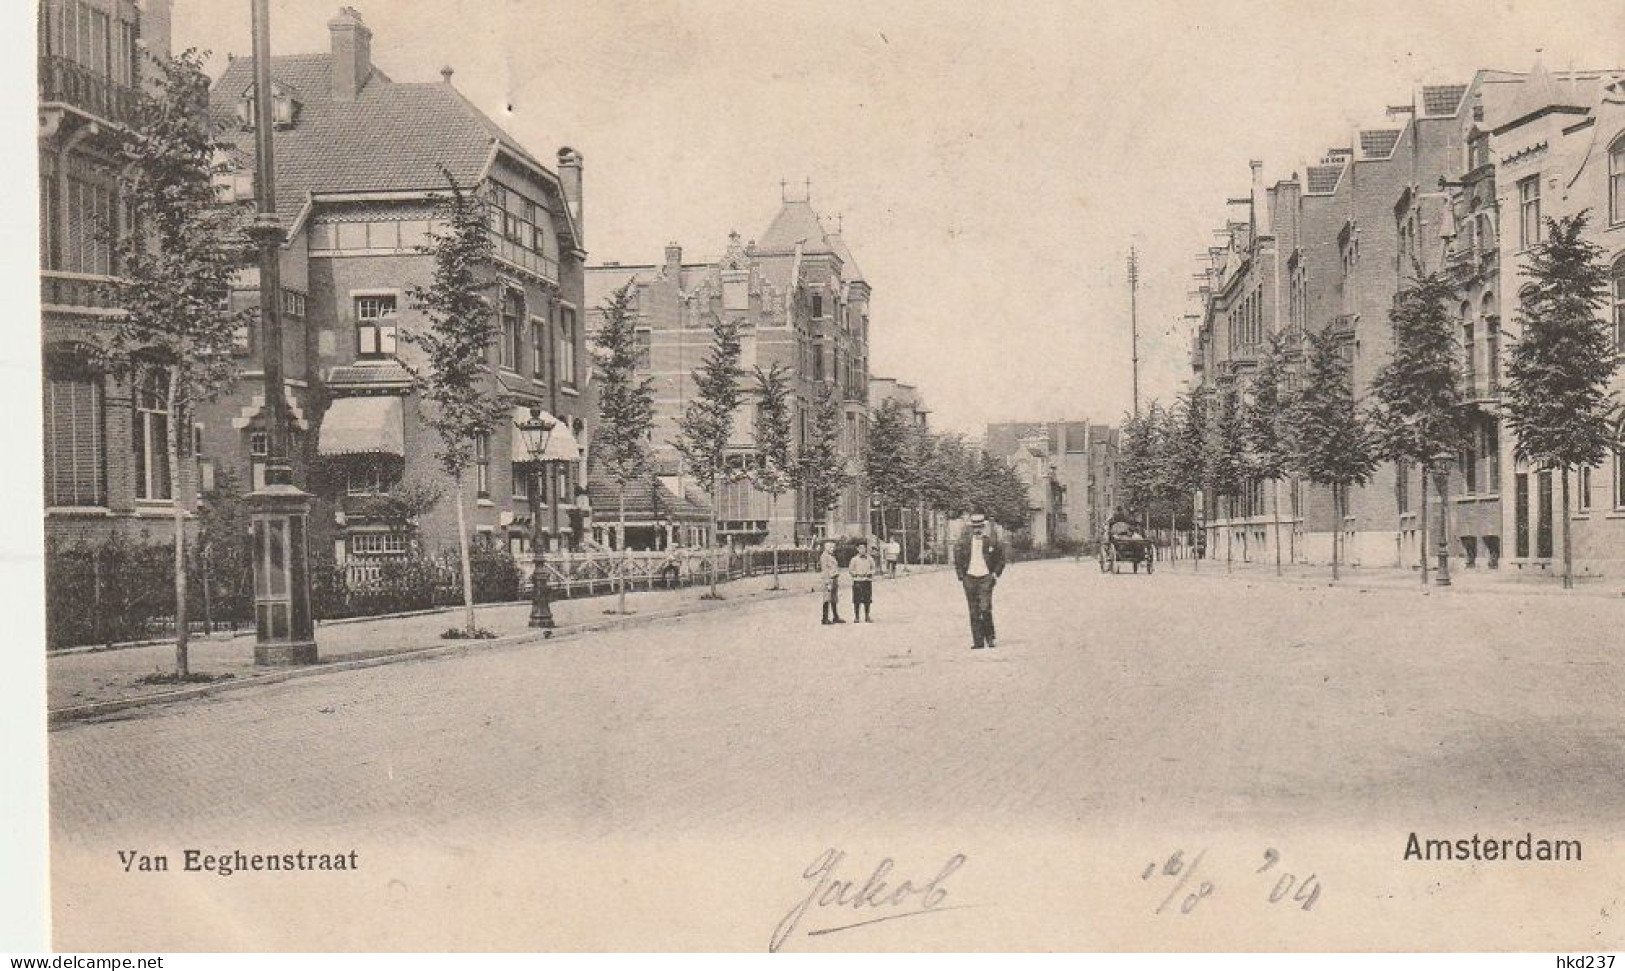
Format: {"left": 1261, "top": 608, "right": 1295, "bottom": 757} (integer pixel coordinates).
{"left": 819, "top": 541, "right": 845, "bottom": 624}
{"left": 849, "top": 545, "right": 876, "bottom": 622}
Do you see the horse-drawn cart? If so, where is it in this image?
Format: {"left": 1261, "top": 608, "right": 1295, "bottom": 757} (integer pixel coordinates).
{"left": 1099, "top": 528, "right": 1155, "bottom": 574}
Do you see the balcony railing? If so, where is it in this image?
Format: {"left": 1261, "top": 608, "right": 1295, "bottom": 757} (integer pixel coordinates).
{"left": 39, "top": 56, "right": 142, "bottom": 129}
{"left": 41, "top": 271, "right": 122, "bottom": 311}
{"left": 491, "top": 234, "right": 560, "bottom": 284}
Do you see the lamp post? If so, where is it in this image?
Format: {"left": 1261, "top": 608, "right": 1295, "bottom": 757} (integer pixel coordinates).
{"left": 246, "top": 0, "right": 316, "bottom": 665}
{"left": 516, "top": 406, "right": 560, "bottom": 631}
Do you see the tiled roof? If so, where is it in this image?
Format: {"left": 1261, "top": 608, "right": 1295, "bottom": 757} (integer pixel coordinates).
{"left": 1422, "top": 84, "right": 1468, "bottom": 117}
{"left": 210, "top": 54, "right": 549, "bottom": 222}
{"left": 1359, "top": 129, "right": 1402, "bottom": 159}
{"left": 757, "top": 200, "right": 834, "bottom": 254}
{"left": 825, "top": 232, "right": 865, "bottom": 282}
{"left": 586, "top": 470, "right": 711, "bottom": 524}
{"left": 1306, "top": 163, "right": 1345, "bottom": 194}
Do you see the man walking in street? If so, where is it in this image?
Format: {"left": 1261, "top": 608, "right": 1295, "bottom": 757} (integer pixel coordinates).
{"left": 953, "top": 513, "right": 1006, "bottom": 649}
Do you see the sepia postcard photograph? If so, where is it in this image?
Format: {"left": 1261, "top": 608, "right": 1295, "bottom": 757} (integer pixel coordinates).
{"left": 7, "top": 0, "right": 1625, "bottom": 955}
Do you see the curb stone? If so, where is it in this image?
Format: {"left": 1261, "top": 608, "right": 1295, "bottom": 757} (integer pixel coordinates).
{"left": 48, "top": 583, "right": 819, "bottom": 727}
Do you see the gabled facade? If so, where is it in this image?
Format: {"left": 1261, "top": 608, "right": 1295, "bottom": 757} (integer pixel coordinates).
{"left": 1193, "top": 81, "right": 1474, "bottom": 568}
{"left": 585, "top": 191, "right": 873, "bottom": 545}
{"left": 200, "top": 7, "right": 591, "bottom": 565}
{"left": 1454, "top": 64, "right": 1625, "bottom": 576}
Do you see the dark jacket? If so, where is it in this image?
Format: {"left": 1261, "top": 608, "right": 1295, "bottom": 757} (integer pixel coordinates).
{"left": 953, "top": 527, "right": 1007, "bottom": 580}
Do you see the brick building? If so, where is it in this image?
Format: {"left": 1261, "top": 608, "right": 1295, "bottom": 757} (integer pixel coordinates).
{"left": 1445, "top": 64, "right": 1625, "bottom": 577}
{"left": 983, "top": 421, "right": 1119, "bottom": 549}
{"left": 40, "top": 0, "right": 176, "bottom": 547}
{"left": 1193, "top": 65, "right": 1625, "bottom": 577}
{"left": 1193, "top": 81, "right": 1475, "bottom": 567}
{"left": 585, "top": 191, "right": 873, "bottom": 546}
{"left": 198, "top": 7, "right": 591, "bottom": 565}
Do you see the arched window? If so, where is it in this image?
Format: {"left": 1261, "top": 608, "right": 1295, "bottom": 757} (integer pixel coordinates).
{"left": 1609, "top": 133, "right": 1625, "bottom": 225}
{"left": 43, "top": 348, "right": 106, "bottom": 508}
{"left": 133, "top": 366, "right": 172, "bottom": 501}
{"left": 1482, "top": 292, "right": 1501, "bottom": 391}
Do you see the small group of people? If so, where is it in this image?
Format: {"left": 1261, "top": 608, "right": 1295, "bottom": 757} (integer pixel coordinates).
{"left": 814, "top": 514, "right": 1010, "bottom": 653}
{"left": 817, "top": 538, "right": 885, "bottom": 624}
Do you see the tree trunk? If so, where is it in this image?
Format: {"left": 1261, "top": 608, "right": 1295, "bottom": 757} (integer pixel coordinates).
{"left": 1225, "top": 494, "right": 1233, "bottom": 573}
{"left": 168, "top": 377, "right": 189, "bottom": 676}
{"left": 617, "top": 487, "right": 629, "bottom": 613}
{"left": 1418, "top": 462, "right": 1431, "bottom": 590}
{"left": 708, "top": 468, "right": 720, "bottom": 598}
{"left": 454, "top": 472, "right": 476, "bottom": 634}
{"left": 1271, "top": 477, "right": 1282, "bottom": 577}
{"left": 1560, "top": 465, "right": 1573, "bottom": 590}
{"left": 1331, "top": 484, "right": 1341, "bottom": 582}
{"left": 1193, "top": 496, "right": 1202, "bottom": 572}
{"left": 1434, "top": 466, "right": 1452, "bottom": 586}
{"left": 769, "top": 492, "right": 781, "bottom": 590}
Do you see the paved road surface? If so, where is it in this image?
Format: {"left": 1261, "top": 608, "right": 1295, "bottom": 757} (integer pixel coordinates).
{"left": 50, "top": 560, "right": 1625, "bottom": 951}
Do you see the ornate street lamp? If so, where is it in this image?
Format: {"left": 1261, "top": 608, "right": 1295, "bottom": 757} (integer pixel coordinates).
{"left": 516, "top": 405, "right": 561, "bottom": 631}
{"left": 247, "top": 0, "right": 315, "bottom": 665}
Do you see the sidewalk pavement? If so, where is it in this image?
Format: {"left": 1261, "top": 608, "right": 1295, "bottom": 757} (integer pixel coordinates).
{"left": 46, "top": 566, "right": 946, "bottom": 721}
{"left": 1156, "top": 553, "right": 1625, "bottom": 598}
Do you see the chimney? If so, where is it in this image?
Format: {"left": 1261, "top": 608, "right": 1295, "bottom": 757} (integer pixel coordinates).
{"left": 557, "top": 147, "right": 584, "bottom": 244}
{"left": 664, "top": 242, "right": 682, "bottom": 275}
{"left": 1249, "top": 159, "right": 1267, "bottom": 235}
{"left": 328, "top": 7, "right": 373, "bottom": 102}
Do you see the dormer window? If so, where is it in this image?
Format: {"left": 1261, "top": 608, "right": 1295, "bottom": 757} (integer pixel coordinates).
{"left": 237, "top": 81, "right": 301, "bottom": 130}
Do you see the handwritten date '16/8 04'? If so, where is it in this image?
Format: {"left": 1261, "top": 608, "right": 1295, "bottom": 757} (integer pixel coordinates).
{"left": 1141, "top": 848, "right": 1322, "bottom": 915}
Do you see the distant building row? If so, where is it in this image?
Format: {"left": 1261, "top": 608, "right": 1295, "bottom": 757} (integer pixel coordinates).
{"left": 1192, "top": 63, "right": 1625, "bottom": 576}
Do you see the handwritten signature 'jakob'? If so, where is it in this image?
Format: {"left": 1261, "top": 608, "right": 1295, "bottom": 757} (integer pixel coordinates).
{"left": 769, "top": 848, "right": 969, "bottom": 952}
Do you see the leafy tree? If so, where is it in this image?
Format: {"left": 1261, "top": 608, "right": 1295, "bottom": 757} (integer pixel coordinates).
{"left": 1288, "top": 324, "right": 1378, "bottom": 580}
{"left": 591, "top": 281, "right": 656, "bottom": 613}
{"left": 865, "top": 399, "right": 919, "bottom": 547}
{"left": 1502, "top": 211, "right": 1620, "bottom": 588}
{"left": 1170, "top": 387, "right": 1211, "bottom": 567}
{"left": 674, "top": 316, "right": 744, "bottom": 598}
{"left": 100, "top": 50, "right": 253, "bottom": 676}
{"left": 1207, "top": 384, "right": 1249, "bottom": 571}
{"left": 979, "top": 452, "right": 1032, "bottom": 533}
{"left": 1118, "top": 409, "right": 1159, "bottom": 519}
{"left": 1247, "top": 331, "right": 1296, "bottom": 576}
{"left": 750, "top": 363, "right": 796, "bottom": 588}
{"left": 1370, "top": 269, "right": 1472, "bottom": 588}
{"left": 404, "top": 170, "right": 508, "bottom": 635}
{"left": 799, "top": 381, "right": 851, "bottom": 540}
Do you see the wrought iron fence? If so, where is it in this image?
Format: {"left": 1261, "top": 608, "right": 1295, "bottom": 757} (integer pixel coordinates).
{"left": 46, "top": 539, "right": 821, "bottom": 650}
{"left": 39, "top": 55, "right": 142, "bottom": 128}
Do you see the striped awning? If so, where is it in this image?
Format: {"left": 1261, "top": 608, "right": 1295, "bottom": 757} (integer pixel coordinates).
{"left": 318, "top": 396, "right": 404, "bottom": 456}
{"left": 511, "top": 406, "right": 581, "bottom": 464}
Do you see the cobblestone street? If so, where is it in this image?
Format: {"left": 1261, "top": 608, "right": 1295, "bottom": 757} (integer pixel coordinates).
{"left": 50, "top": 561, "right": 1625, "bottom": 951}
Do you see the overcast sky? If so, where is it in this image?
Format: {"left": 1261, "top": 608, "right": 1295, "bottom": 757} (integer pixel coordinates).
{"left": 168, "top": 0, "right": 1624, "bottom": 434}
